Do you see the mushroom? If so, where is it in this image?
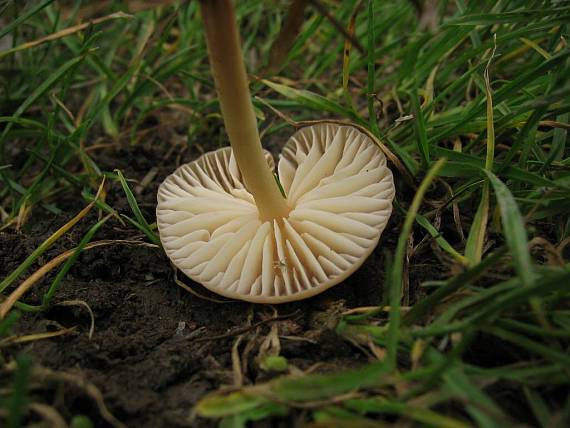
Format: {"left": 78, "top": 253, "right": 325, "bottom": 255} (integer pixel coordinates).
{"left": 156, "top": 0, "right": 395, "bottom": 303}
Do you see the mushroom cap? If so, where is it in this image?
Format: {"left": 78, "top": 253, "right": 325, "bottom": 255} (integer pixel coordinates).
{"left": 157, "top": 123, "right": 395, "bottom": 303}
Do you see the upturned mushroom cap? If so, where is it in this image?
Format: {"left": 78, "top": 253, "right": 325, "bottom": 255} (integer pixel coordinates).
{"left": 157, "top": 123, "right": 395, "bottom": 303}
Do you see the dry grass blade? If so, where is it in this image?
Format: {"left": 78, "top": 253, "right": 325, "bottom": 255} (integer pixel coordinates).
{"left": 62, "top": 0, "right": 177, "bottom": 19}
{"left": 28, "top": 403, "right": 67, "bottom": 428}
{"left": 538, "top": 120, "right": 570, "bottom": 130}
{"left": 195, "top": 311, "right": 301, "bottom": 343}
{"left": 0, "top": 12, "right": 133, "bottom": 59}
{"left": 528, "top": 237, "right": 565, "bottom": 266}
{"left": 173, "top": 267, "right": 232, "bottom": 304}
{"left": 232, "top": 335, "right": 245, "bottom": 387}
{"left": 0, "top": 327, "right": 77, "bottom": 347}
{"left": 56, "top": 300, "right": 96, "bottom": 340}
{"left": 0, "top": 178, "right": 105, "bottom": 295}
{"left": 4, "top": 362, "right": 126, "bottom": 428}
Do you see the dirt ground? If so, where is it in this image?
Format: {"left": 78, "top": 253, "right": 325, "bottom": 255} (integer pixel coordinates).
{"left": 1, "top": 130, "right": 417, "bottom": 427}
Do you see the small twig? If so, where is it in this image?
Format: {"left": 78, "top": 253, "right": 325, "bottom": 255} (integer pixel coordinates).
{"left": 0, "top": 327, "right": 77, "bottom": 347}
{"left": 195, "top": 311, "right": 302, "bottom": 343}
{"left": 173, "top": 267, "right": 231, "bottom": 304}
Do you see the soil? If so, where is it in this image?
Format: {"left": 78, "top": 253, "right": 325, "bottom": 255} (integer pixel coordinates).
{"left": 0, "top": 126, "right": 412, "bottom": 427}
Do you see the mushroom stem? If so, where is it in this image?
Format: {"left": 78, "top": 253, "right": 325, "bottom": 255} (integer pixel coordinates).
{"left": 200, "top": 0, "right": 290, "bottom": 221}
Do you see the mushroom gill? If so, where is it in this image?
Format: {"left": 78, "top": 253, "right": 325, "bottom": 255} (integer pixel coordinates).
{"left": 157, "top": 123, "right": 394, "bottom": 303}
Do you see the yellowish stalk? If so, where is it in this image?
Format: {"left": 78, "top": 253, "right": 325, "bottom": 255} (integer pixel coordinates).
{"left": 200, "top": 0, "right": 289, "bottom": 221}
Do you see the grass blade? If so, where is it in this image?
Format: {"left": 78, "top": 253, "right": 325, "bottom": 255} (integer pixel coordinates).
{"left": 5, "top": 355, "right": 33, "bottom": 428}
{"left": 484, "top": 326, "right": 570, "bottom": 366}
{"left": 0, "top": 0, "right": 55, "bottom": 40}
{"left": 484, "top": 171, "right": 533, "bottom": 287}
{"left": 115, "top": 170, "right": 160, "bottom": 245}
{"left": 410, "top": 84, "right": 430, "bottom": 169}
{"left": 403, "top": 247, "right": 507, "bottom": 326}
{"left": 260, "top": 79, "right": 364, "bottom": 125}
{"left": 367, "top": 0, "right": 379, "bottom": 135}
{"left": 464, "top": 192, "right": 489, "bottom": 264}
{"left": 0, "top": 55, "right": 86, "bottom": 160}
{"left": 387, "top": 158, "right": 447, "bottom": 369}
{"left": 415, "top": 214, "right": 467, "bottom": 265}
{"left": 0, "top": 180, "right": 105, "bottom": 294}
{"left": 465, "top": 41, "right": 496, "bottom": 265}
{"left": 42, "top": 215, "right": 111, "bottom": 307}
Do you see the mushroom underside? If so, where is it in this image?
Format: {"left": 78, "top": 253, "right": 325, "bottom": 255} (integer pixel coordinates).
{"left": 157, "top": 123, "right": 395, "bottom": 303}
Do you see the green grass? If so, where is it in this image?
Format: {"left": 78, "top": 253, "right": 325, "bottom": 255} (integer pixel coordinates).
{"left": 1, "top": 0, "right": 569, "bottom": 427}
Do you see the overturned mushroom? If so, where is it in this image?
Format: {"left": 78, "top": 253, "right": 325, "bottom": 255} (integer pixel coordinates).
{"left": 156, "top": 0, "right": 395, "bottom": 303}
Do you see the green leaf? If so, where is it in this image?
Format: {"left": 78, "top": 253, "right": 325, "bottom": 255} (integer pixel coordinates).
{"left": 443, "top": 367, "right": 505, "bottom": 428}
{"left": 115, "top": 170, "right": 161, "bottom": 245}
{"left": 465, "top": 53, "right": 495, "bottom": 266}
{"left": 432, "top": 48, "right": 570, "bottom": 143}
{"left": 0, "top": 0, "right": 55, "bottom": 40}
{"left": 540, "top": 112, "right": 568, "bottom": 173}
{"left": 415, "top": 214, "right": 467, "bottom": 265}
{"left": 410, "top": 84, "right": 430, "bottom": 168}
{"left": 468, "top": 270, "right": 570, "bottom": 325}
{"left": 367, "top": 0, "right": 380, "bottom": 135}
{"left": 484, "top": 326, "right": 570, "bottom": 367}
{"left": 260, "top": 79, "right": 365, "bottom": 125}
{"left": 70, "top": 415, "right": 95, "bottom": 428}
{"left": 464, "top": 188, "right": 489, "bottom": 264}
{"left": 195, "top": 392, "right": 269, "bottom": 418}
{"left": 445, "top": 8, "right": 570, "bottom": 25}
{"left": 76, "top": 61, "right": 140, "bottom": 137}
{"left": 259, "top": 355, "right": 288, "bottom": 372}
{"left": 403, "top": 247, "right": 508, "bottom": 326}
{"left": 270, "top": 360, "right": 388, "bottom": 402}
{"left": 524, "top": 387, "right": 552, "bottom": 427}
{"left": 387, "top": 158, "right": 447, "bottom": 368}
{"left": 5, "top": 355, "right": 33, "bottom": 428}
{"left": 42, "top": 215, "right": 110, "bottom": 307}
{"left": 0, "top": 311, "right": 20, "bottom": 338}
{"left": 346, "top": 398, "right": 473, "bottom": 428}
{"left": 484, "top": 171, "right": 533, "bottom": 287}
{"left": 0, "top": 55, "right": 85, "bottom": 147}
